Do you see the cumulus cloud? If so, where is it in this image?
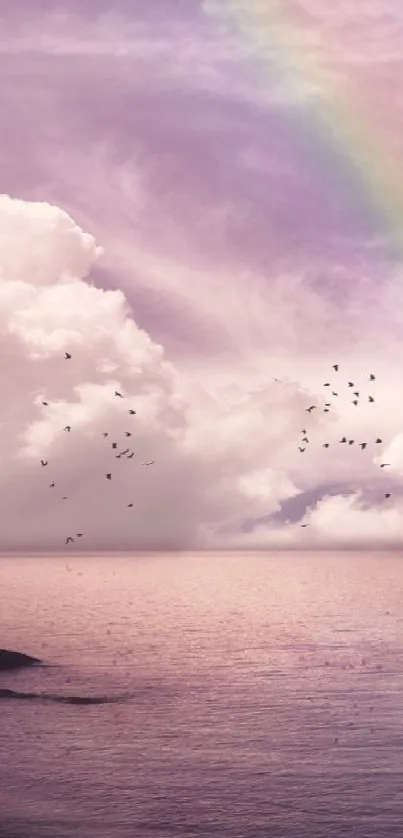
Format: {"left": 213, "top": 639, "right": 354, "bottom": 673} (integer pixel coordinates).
{"left": 0, "top": 195, "right": 318, "bottom": 552}
{"left": 1, "top": 195, "right": 403, "bottom": 552}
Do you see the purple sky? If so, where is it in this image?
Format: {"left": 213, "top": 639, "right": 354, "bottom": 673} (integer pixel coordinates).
{"left": 2, "top": 0, "right": 403, "bottom": 551}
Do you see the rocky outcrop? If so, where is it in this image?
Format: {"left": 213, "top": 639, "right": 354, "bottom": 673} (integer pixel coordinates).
{"left": 0, "top": 649, "right": 42, "bottom": 672}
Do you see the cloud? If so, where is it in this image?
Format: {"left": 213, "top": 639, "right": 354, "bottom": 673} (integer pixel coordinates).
{"left": 0, "top": 195, "right": 316, "bottom": 552}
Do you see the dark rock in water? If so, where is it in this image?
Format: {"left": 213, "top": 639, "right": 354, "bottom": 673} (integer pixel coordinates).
{"left": 0, "top": 687, "right": 125, "bottom": 705}
{"left": 0, "top": 649, "right": 42, "bottom": 672}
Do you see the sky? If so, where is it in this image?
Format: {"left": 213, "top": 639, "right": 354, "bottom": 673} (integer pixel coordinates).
{"left": 2, "top": 0, "right": 403, "bottom": 551}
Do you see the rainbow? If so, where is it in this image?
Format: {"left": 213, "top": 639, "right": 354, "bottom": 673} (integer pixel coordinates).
{"left": 208, "top": 0, "right": 403, "bottom": 255}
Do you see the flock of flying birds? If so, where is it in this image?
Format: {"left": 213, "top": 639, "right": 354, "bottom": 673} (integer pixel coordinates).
{"left": 298, "top": 365, "right": 392, "bottom": 528}
{"left": 40, "top": 352, "right": 155, "bottom": 545}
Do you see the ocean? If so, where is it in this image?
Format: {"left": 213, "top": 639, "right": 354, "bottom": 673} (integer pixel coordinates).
{"left": 1, "top": 551, "right": 403, "bottom": 837}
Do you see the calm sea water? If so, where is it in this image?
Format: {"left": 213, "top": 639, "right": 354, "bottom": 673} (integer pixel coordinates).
{"left": 1, "top": 551, "right": 403, "bottom": 837}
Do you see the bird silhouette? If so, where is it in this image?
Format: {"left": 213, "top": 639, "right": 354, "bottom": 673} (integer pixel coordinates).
{"left": 323, "top": 383, "right": 330, "bottom": 387}
{"left": 352, "top": 400, "right": 358, "bottom": 406}
{"left": 340, "top": 437, "right": 347, "bottom": 443}
{"left": 300, "top": 524, "right": 309, "bottom": 528}
{"left": 325, "top": 403, "right": 331, "bottom": 407}
{"left": 301, "top": 429, "right": 307, "bottom": 435}
{"left": 64, "top": 352, "right": 71, "bottom": 360}
{"left": 384, "top": 493, "right": 391, "bottom": 499}
{"left": 112, "top": 442, "right": 117, "bottom": 449}
{"left": 332, "top": 365, "right": 339, "bottom": 372}
{"left": 302, "top": 437, "right": 309, "bottom": 443}
{"left": 298, "top": 447, "right": 306, "bottom": 453}
{"left": 142, "top": 461, "right": 155, "bottom": 466}
{"left": 127, "top": 503, "right": 134, "bottom": 508}
{"left": 348, "top": 440, "right": 354, "bottom": 445}
{"left": 324, "top": 408, "right": 330, "bottom": 413}
{"left": 127, "top": 452, "right": 135, "bottom": 459}
{"left": 359, "top": 443, "right": 367, "bottom": 450}
{"left": 103, "top": 432, "right": 109, "bottom": 437}
{"left": 42, "top": 401, "right": 48, "bottom": 406}
{"left": 306, "top": 406, "right": 316, "bottom": 413}
{"left": 332, "top": 391, "right": 338, "bottom": 396}
{"left": 40, "top": 460, "right": 48, "bottom": 467}
{"left": 64, "top": 425, "right": 71, "bottom": 432}
{"left": 125, "top": 432, "right": 131, "bottom": 437}
{"left": 369, "top": 396, "right": 374, "bottom": 403}
{"left": 380, "top": 463, "right": 390, "bottom": 468}
{"left": 106, "top": 473, "right": 112, "bottom": 480}
{"left": 62, "top": 496, "right": 68, "bottom": 500}
{"left": 353, "top": 392, "right": 359, "bottom": 398}
{"left": 129, "top": 409, "right": 136, "bottom": 415}
{"left": 49, "top": 482, "right": 55, "bottom": 487}
{"left": 323, "top": 443, "right": 330, "bottom": 448}
{"left": 66, "top": 537, "right": 74, "bottom": 544}
{"left": 375, "top": 438, "right": 383, "bottom": 444}
{"left": 369, "top": 374, "right": 375, "bottom": 381}
{"left": 115, "top": 391, "right": 123, "bottom": 398}
{"left": 348, "top": 382, "right": 354, "bottom": 387}
{"left": 76, "top": 533, "right": 83, "bottom": 538}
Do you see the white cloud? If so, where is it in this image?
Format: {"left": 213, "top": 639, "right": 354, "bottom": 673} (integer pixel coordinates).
{"left": 1, "top": 195, "right": 402, "bottom": 552}
{"left": 0, "top": 195, "right": 313, "bottom": 551}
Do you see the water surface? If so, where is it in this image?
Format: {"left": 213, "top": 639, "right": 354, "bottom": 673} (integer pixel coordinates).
{"left": 1, "top": 551, "right": 402, "bottom": 837}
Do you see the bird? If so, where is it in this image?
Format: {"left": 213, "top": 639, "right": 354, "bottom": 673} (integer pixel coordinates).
{"left": 49, "top": 482, "right": 55, "bottom": 487}
{"left": 142, "top": 461, "right": 155, "bottom": 466}
{"left": 300, "top": 524, "right": 309, "bottom": 528}
{"left": 76, "top": 533, "right": 83, "bottom": 538}
{"left": 127, "top": 503, "right": 134, "bottom": 508}
{"left": 352, "top": 400, "right": 358, "bottom": 406}
{"left": 332, "top": 365, "right": 339, "bottom": 372}
{"left": 129, "top": 409, "right": 136, "bottom": 415}
{"left": 369, "top": 374, "right": 375, "bottom": 381}
{"left": 115, "top": 391, "right": 123, "bottom": 398}
{"left": 380, "top": 464, "right": 390, "bottom": 468}
{"left": 42, "top": 401, "right": 48, "bottom": 406}
{"left": 125, "top": 432, "right": 131, "bottom": 437}
{"left": 298, "top": 447, "right": 306, "bottom": 453}
{"left": 64, "top": 425, "right": 71, "bottom": 432}
{"left": 324, "top": 408, "right": 330, "bottom": 413}
{"left": 323, "top": 443, "right": 330, "bottom": 448}
{"left": 106, "top": 473, "right": 112, "bottom": 480}
{"left": 375, "top": 438, "right": 383, "bottom": 444}
{"left": 348, "top": 440, "right": 354, "bottom": 445}
{"left": 127, "top": 452, "right": 135, "bottom": 459}
{"left": 359, "top": 443, "right": 367, "bottom": 450}
{"left": 384, "top": 493, "right": 391, "bottom": 499}
{"left": 302, "top": 437, "right": 309, "bottom": 443}
{"left": 332, "top": 391, "right": 338, "bottom": 397}
{"left": 369, "top": 396, "right": 374, "bottom": 403}
{"left": 65, "top": 352, "right": 71, "bottom": 360}
{"left": 306, "top": 406, "right": 316, "bottom": 413}
{"left": 120, "top": 448, "right": 129, "bottom": 456}
{"left": 112, "top": 442, "right": 117, "bottom": 449}
{"left": 339, "top": 437, "right": 347, "bottom": 443}
{"left": 66, "top": 537, "right": 74, "bottom": 544}
{"left": 103, "top": 432, "right": 109, "bottom": 437}
{"left": 301, "top": 429, "right": 307, "bottom": 435}
{"left": 325, "top": 403, "right": 331, "bottom": 407}
{"left": 323, "top": 383, "right": 330, "bottom": 387}
{"left": 40, "top": 460, "right": 48, "bottom": 467}
{"left": 348, "top": 382, "right": 354, "bottom": 387}
{"left": 353, "top": 392, "right": 359, "bottom": 398}
{"left": 62, "top": 496, "right": 68, "bottom": 500}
